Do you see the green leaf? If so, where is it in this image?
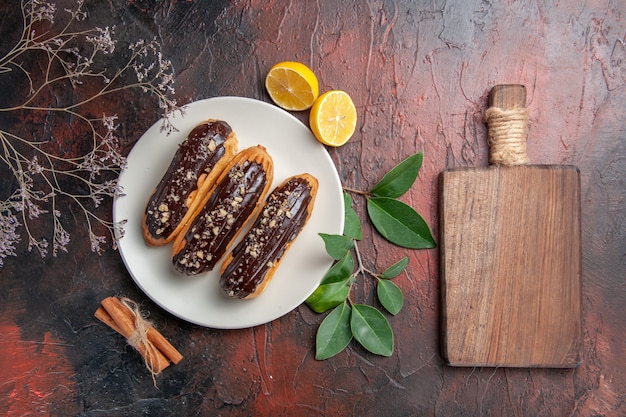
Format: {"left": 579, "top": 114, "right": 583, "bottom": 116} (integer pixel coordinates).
{"left": 350, "top": 304, "right": 394, "bottom": 356}
{"left": 370, "top": 152, "right": 423, "bottom": 198}
{"left": 307, "top": 248, "right": 354, "bottom": 314}
{"left": 366, "top": 197, "right": 436, "bottom": 249}
{"left": 381, "top": 257, "right": 409, "bottom": 279}
{"left": 316, "top": 302, "right": 353, "bottom": 360}
{"left": 377, "top": 279, "right": 404, "bottom": 315}
{"left": 319, "top": 233, "right": 355, "bottom": 260}
{"left": 305, "top": 279, "right": 352, "bottom": 313}
{"left": 343, "top": 191, "right": 362, "bottom": 240}
{"left": 320, "top": 252, "right": 354, "bottom": 284}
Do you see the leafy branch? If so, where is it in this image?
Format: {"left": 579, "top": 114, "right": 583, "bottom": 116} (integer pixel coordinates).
{"left": 306, "top": 152, "right": 436, "bottom": 359}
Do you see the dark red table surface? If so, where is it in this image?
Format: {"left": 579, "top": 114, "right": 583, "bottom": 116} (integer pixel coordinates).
{"left": 1, "top": 1, "right": 624, "bottom": 416}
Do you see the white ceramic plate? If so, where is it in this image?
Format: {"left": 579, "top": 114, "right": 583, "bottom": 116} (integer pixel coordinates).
{"left": 113, "top": 97, "right": 344, "bottom": 329}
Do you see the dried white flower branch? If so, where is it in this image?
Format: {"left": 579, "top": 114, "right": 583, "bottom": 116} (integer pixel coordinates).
{"left": 0, "top": 0, "right": 181, "bottom": 266}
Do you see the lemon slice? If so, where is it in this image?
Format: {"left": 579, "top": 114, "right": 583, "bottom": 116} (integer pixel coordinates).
{"left": 309, "top": 90, "right": 357, "bottom": 147}
{"left": 265, "top": 61, "right": 319, "bottom": 111}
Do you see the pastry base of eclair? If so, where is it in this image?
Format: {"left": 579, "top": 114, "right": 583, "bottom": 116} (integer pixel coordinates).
{"left": 171, "top": 145, "right": 274, "bottom": 275}
{"left": 142, "top": 119, "right": 238, "bottom": 246}
{"left": 219, "top": 173, "right": 318, "bottom": 299}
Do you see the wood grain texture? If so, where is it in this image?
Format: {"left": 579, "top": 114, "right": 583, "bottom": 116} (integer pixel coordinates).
{"left": 440, "top": 165, "right": 582, "bottom": 367}
{"left": 440, "top": 84, "right": 583, "bottom": 367}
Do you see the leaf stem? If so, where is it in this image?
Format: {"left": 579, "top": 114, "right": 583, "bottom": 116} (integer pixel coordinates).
{"left": 342, "top": 186, "right": 369, "bottom": 197}
{"left": 353, "top": 240, "right": 382, "bottom": 279}
{"left": 353, "top": 240, "right": 365, "bottom": 276}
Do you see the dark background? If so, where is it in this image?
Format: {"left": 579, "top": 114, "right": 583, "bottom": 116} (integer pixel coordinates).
{"left": 1, "top": 1, "right": 624, "bottom": 416}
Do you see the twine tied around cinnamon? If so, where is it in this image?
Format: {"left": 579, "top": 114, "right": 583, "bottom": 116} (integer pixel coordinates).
{"left": 484, "top": 106, "right": 530, "bottom": 166}
{"left": 95, "top": 296, "right": 183, "bottom": 385}
{"left": 120, "top": 297, "right": 160, "bottom": 374}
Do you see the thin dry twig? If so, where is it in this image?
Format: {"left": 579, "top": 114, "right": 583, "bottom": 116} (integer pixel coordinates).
{"left": 0, "top": 0, "right": 181, "bottom": 266}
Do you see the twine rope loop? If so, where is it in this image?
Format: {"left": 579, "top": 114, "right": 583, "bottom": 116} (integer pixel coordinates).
{"left": 120, "top": 297, "right": 161, "bottom": 381}
{"left": 484, "top": 106, "right": 530, "bottom": 166}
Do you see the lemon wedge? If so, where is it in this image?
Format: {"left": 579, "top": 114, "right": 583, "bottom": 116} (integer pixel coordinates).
{"left": 265, "top": 61, "right": 319, "bottom": 111}
{"left": 309, "top": 90, "right": 357, "bottom": 147}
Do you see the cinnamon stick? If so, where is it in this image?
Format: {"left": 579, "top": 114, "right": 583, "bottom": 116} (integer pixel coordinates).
{"left": 97, "top": 297, "right": 183, "bottom": 364}
{"left": 95, "top": 296, "right": 183, "bottom": 374}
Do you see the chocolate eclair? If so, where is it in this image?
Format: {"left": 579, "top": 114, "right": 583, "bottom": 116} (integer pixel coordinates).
{"left": 219, "top": 173, "right": 318, "bottom": 299}
{"left": 143, "top": 119, "right": 238, "bottom": 246}
{"left": 171, "top": 145, "right": 274, "bottom": 275}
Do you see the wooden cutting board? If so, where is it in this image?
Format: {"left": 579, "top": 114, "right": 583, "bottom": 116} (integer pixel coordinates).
{"left": 439, "top": 85, "right": 582, "bottom": 367}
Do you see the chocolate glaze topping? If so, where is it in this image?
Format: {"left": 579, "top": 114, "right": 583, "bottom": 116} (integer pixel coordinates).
{"left": 173, "top": 159, "right": 269, "bottom": 275}
{"left": 220, "top": 176, "right": 315, "bottom": 298}
{"left": 145, "top": 121, "right": 232, "bottom": 240}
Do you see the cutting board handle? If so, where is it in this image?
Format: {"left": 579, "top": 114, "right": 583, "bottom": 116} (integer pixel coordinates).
{"left": 485, "top": 84, "right": 530, "bottom": 165}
